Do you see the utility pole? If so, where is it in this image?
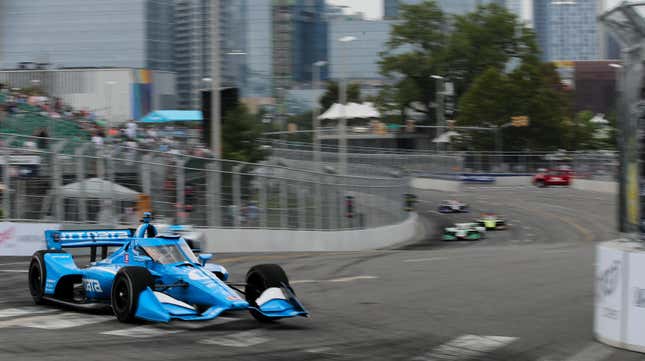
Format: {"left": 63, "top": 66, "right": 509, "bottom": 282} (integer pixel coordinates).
{"left": 312, "top": 61, "right": 327, "bottom": 168}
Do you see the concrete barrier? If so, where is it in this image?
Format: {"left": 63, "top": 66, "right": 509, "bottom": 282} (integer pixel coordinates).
{"left": 411, "top": 178, "right": 460, "bottom": 192}
{"left": 573, "top": 179, "right": 618, "bottom": 194}
{"left": 202, "top": 213, "right": 418, "bottom": 252}
{"left": 595, "top": 239, "right": 645, "bottom": 352}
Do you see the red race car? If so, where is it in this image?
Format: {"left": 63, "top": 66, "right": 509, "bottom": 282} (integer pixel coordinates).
{"left": 532, "top": 168, "right": 572, "bottom": 187}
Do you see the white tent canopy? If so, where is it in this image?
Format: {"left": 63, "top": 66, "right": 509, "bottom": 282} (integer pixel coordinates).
{"left": 59, "top": 178, "right": 140, "bottom": 201}
{"left": 318, "top": 102, "right": 380, "bottom": 120}
{"left": 432, "top": 131, "right": 461, "bottom": 143}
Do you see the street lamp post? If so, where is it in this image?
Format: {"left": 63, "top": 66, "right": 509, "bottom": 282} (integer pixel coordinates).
{"left": 431, "top": 75, "right": 445, "bottom": 150}
{"left": 338, "top": 36, "right": 356, "bottom": 175}
{"left": 312, "top": 60, "right": 327, "bottom": 168}
{"left": 210, "top": 0, "right": 221, "bottom": 158}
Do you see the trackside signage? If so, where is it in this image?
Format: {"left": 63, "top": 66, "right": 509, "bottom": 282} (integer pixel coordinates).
{"left": 594, "top": 244, "right": 625, "bottom": 342}
{"left": 0, "top": 222, "right": 59, "bottom": 256}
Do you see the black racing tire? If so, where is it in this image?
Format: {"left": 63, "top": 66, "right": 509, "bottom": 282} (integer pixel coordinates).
{"left": 111, "top": 267, "right": 153, "bottom": 323}
{"left": 245, "top": 264, "right": 292, "bottom": 322}
{"left": 28, "top": 250, "right": 66, "bottom": 305}
{"left": 536, "top": 180, "right": 546, "bottom": 188}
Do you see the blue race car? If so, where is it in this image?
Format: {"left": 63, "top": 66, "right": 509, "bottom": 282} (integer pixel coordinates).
{"left": 28, "top": 225, "right": 308, "bottom": 323}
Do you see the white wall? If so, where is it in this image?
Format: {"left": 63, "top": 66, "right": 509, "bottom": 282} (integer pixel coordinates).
{"left": 202, "top": 213, "right": 418, "bottom": 252}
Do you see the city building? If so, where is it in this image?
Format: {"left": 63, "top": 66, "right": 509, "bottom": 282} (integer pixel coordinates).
{"left": 573, "top": 60, "right": 619, "bottom": 114}
{"left": 533, "top": 0, "right": 604, "bottom": 61}
{"left": 0, "top": 0, "right": 174, "bottom": 71}
{"left": 174, "top": 0, "right": 244, "bottom": 109}
{"left": 385, "top": 0, "right": 505, "bottom": 18}
{"left": 0, "top": 68, "right": 176, "bottom": 125}
{"left": 328, "top": 17, "right": 396, "bottom": 81}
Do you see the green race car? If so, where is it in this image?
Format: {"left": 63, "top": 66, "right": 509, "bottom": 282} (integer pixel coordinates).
{"left": 475, "top": 214, "right": 507, "bottom": 230}
{"left": 442, "top": 223, "right": 486, "bottom": 241}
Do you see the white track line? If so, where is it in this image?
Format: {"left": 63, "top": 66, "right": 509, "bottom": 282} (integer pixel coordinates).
{"left": 0, "top": 262, "right": 28, "bottom": 266}
{"left": 291, "top": 275, "right": 379, "bottom": 284}
{"left": 563, "top": 343, "right": 614, "bottom": 361}
{"left": 0, "top": 270, "right": 28, "bottom": 273}
{"left": 102, "top": 326, "right": 183, "bottom": 338}
{"left": 0, "top": 307, "right": 56, "bottom": 319}
{"left": 412, "top": 334, "right": 517, "bottom": 361}
{"left": 328, "top": 276, "right": 378, "bottom": 283}
{"left": 403, "top": 257, "right": 449, "bottom": 263}
{"left": 199, "top": 330, "right": 269, "bottom": 347}
{"left": 0, "top": 312, "right": 112, "bottom": 330}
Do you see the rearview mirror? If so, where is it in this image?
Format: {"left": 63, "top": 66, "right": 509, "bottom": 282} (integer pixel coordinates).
{"left": 199, "top": 253, "right": 213, "bottom": 266}
{"left": 133, "top": 255, "right": 152, "bottom": 263}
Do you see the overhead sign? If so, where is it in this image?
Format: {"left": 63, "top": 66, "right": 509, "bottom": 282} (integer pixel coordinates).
{"left": 511, "top": 116, "right": 530, "bottom": 127}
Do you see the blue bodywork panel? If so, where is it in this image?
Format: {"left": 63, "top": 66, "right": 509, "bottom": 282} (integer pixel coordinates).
{"left": 37, "top": 229, "right": 308, "bottom": 322}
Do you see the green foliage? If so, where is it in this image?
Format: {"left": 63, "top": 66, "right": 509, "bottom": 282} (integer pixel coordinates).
{"left": 222, "top": 104, "right": 266, "bottom": 163}
{"left": 378, "top": 2, "right": 541, "bottom": 126}
{"left": 319, "top": 81, "right": 362, "bottom": 112}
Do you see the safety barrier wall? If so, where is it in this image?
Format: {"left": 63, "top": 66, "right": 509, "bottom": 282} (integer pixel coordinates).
{"left": 201, "top": 213, "right": 418, "bottom": 252}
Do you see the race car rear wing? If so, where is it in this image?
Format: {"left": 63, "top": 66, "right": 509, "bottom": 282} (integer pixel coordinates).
{"left": 46, "top": 229, "right": 134, "bottom": 250}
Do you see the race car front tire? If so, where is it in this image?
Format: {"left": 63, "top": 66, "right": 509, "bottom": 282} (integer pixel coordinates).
{"left": 111, "top": 267, "right": 153, "bottom": 323}
{"left": 28, "top": 250, "right": 67, "bottom": 305}
{"left": 245, "top": 264, "right": 293, "bottom": 322}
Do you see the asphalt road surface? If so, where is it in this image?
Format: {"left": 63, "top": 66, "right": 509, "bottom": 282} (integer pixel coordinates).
{"left": 0, "top": 185, "right": 642, "bottom": 361}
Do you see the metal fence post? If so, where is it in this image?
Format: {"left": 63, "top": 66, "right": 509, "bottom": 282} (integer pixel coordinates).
{"left": 297, "top": 186, "right": 306, "bottom": 230}
{"left": 280, "top": 177, "right": 288, "bottom": 229}
{"left": 141, "top": 153, "right": 152, "bottom": 196}
{"left": 106, "top": 149, "right": 116, "bottom": 226}
{"left": 75, "top": 144, "right": 88, "bottom": 222}
{"left": 206, "top": 161, "right": 220, "bottom": 227}
{"left": 2, "top": 149, "right": 10, "bottom": 220}
{"left": 314, "top": 178, "right": 322, "bottom": 230}
{"left": 327, "top": 175, "right": 337, "bottom": 230}
{"left": 259, "top": 176, "right": 268, "bottom": 228}
{"left": 176, "top": 156, "right": 186, "bottom": 224}
{"left": 232, "top": 164, "right": 242, "bottom": 228}
{"left": 52, "top": 141, "right": 66, "bottom": 222}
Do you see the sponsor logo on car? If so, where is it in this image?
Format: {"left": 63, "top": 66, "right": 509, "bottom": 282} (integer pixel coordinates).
{"left": 83, "top": 279, "right": 103, "bottom": 293}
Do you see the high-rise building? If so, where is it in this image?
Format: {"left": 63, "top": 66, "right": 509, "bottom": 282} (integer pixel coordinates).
{"left": 385, "top": 0, "right": 505, "bottom": 18}
{"left": 533, "top": 0, "right": 604, "bottom": 61}
{"left": 0, "top": 0, "right": 174, "bottom": 70}
{"left": 328, "top": 17, "right": 396, "bottom": 81}
{"left": 174, "top": 0, "right": 244, "bottom": 109}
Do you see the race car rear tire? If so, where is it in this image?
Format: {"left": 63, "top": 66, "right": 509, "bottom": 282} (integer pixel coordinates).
{"left": 111, "top": 267, "right": 153, "bottom": 323}
{"left": 245, "top": 264, "right": 293, "bottom": 322}
{"left": 28, "top": 250, "right": 66, "bottom": 305}
{"left": 536, "top": 180, "right": 546, "bottom": 188}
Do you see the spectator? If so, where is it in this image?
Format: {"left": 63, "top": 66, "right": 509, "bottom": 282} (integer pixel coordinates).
{"left": 125, "top": 120, "right": 138, "bottom": 140}
{"left": 36, "top": 128, "right": 49, "bottom": 149}
{"left": 91, "top": 131, "right": 104, "bottom": 146}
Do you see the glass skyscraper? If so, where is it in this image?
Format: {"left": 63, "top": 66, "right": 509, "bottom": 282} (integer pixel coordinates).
{"left": 533, "top": 0, "right": 603, "bottom": 61}
{"left": 385, "top": 0, "right": 505, "bottom": 18}
{"left": 0, "top": 0, "right": 174, "bottom": 70}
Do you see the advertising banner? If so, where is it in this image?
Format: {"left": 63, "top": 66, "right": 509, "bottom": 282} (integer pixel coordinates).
{"left": 594, "top": 244, "right": 626, "bottom": 343}
{"left": 625, "top": 252, "right": 645, "bottom": 347}
{"left": 0, "top": 222, "right": 59, "bottom": 256}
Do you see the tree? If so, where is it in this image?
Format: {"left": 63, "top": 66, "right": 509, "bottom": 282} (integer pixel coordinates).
{"left": 379, "top": 1, "right": 447, "bottom": 122}
{"left": 444, "top": 4, "right": 539, "bottom": 95}
{"left": 319, "top": 81, "right": 361, "bottom": 112}
{"left": 457, "top": 60, "right": 570, "bottom": 151}
{"left": 378, "top": 2, "right": 540, "bottom": 124}
{"left": 222, "top": 104, "right": 266, "bottom": 163}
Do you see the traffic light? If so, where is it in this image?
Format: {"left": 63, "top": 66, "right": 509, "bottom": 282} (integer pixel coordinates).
{"left": 511, "top": 116, "right": 530, "bottom": 127}
{"left": 404, "top": 193, "right": 418, "bottom": 212}
{"left": 345, "top": 195, "right": 355, "bottom": 219}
